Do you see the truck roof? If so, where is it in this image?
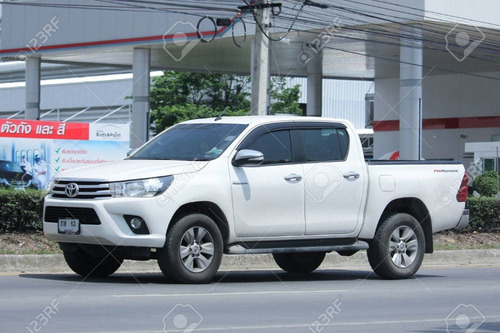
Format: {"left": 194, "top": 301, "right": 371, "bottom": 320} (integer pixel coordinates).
{"left": 182, "top": 115, "right": 352, "bottom": 127}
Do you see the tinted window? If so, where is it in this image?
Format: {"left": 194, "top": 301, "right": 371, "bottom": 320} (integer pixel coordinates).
{"left": 0, "top": 161, "right": 22, "bottom": 173}
{"left": 300, "top": 128, "right": 349, "bottom": 162}
{"left": 131, "top": 123, "right": 247, "bottom": 161}
{"left": 244, "top": 130, "right": 292, "bottom": 164}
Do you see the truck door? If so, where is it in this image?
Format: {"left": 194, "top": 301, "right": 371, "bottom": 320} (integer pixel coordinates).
{"left": 298, "top": 125, "right": 365, "bottom": 235}
{"left": 229, "top": 127, "right": 305, "bottom": 238}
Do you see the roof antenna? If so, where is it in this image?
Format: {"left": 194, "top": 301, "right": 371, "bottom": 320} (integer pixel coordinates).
{"left": 215, "top": 108, "right": 228, "bottom": 121}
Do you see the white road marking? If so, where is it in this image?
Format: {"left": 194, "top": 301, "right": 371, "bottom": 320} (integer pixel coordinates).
{"left": 112, "top": 289, "right": 348, "bottom": 298}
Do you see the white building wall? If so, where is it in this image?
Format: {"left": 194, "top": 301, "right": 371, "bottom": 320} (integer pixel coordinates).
{"left": 0, "top": 77, "right": 132, "bottom": 113}
{"left": 287, "top": 77, "right": 373, "bottom": 129}
{"left": 425, "top": 0, "right": 500, "bottom": 29}
{"left": 322, "top": 80, "right": 373, "bottom": 129}
{"left": 374, "top": 72, "right": 500, "bottom": 162}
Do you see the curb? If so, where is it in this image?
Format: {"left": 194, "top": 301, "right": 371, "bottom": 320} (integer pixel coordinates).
{"left": 1, "top": 249, "right": 499, "bottom": 274}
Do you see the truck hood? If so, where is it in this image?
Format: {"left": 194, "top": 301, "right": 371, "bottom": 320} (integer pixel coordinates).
{"left": 56, "top": 159, "right": 208, "bottom": 182}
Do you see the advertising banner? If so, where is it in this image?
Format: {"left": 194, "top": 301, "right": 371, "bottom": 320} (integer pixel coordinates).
{"left": 0, "top": 119, "right": 130, "bottom": 190}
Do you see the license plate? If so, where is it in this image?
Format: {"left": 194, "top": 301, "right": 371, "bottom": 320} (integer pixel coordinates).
{"left": 58, "top": 218, "right": 80, "bottom": 235}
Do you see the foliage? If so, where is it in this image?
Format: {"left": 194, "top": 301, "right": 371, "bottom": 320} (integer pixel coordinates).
{"left": 150, "top": 71, "right": 251, "bottom": 133}
{"left": 150, "top": 71, "right": 251, "bottom": 111}
{"left": 0, "top": 189, "right": 47, "bottom": 232}
{"left": 150, "top": 71, "right": 302, "bottom": 133}
{"left": 473, "top": 171, "right": 499, "bottom": 197}
{"left": 466, "top": 196, "right": 500, "bottom": 231}
{"left": 269, "top": 77, "right": 302, "bottom": 115}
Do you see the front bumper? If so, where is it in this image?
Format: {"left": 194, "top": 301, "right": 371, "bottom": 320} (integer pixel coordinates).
{"left": 455, "top": 209, "right": 470, "bottom": 229}
{"left": 43, "top": 195, "right": 179, "bottom": 248}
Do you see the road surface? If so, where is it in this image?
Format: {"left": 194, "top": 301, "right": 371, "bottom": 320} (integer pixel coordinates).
{"left": 2, "top": 266, "right": 499, "bottom": 333}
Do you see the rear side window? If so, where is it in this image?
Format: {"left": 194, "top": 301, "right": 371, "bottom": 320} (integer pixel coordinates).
{"left": 242, "top": 130, "right": 292, "bottom": 164}
{"left": 300, "top": 128, "right": 349, "bottom": 162}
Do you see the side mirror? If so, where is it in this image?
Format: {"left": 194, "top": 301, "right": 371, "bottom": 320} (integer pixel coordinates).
{"left": 232, "top": 149, "right": 264, "bottom": 167}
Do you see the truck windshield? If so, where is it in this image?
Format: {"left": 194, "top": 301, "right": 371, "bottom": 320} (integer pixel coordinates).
{"left": 130, "top": 123, "right": 247, "bottom": 161}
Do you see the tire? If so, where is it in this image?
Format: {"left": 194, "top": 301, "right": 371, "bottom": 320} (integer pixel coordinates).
{"left": 63, "top": 246, "right": 123, "bottom": 277}
{"left": 272, "top": 252, "right": 326, "bottom": 273}
{"left": 157, "top": 213, "right": 223, "bottom": 284}
{"left": 367, "top": 213, "right": 425, "bottom": 279}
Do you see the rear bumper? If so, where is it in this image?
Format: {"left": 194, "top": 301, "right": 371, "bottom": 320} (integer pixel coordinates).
{"left": 455, "top": 209, "right": 470, "bottom": 229}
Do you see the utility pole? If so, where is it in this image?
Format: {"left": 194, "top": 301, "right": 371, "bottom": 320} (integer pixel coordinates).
{"left": 250, "top": 0, "right": 271, "bottom": 115}
{"left": 399, "top": 25, "right": 423, "bottom": 160}
{"left": 131, "top": 48, "right": 151, "bottom": 149}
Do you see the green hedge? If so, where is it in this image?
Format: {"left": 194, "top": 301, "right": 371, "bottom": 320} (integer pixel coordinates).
{"left": 466, "top": 196, "right": 500, "bottom": 232}
{"left": 473, "top": 171, "right": 499, "bottom": 197}
{"left": 0, "top": 189, "right": 47, "bottom": 232}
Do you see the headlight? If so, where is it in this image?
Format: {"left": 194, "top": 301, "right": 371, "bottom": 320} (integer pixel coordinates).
{"left": 109, "top": 176, "right": 173, "bottom": 198}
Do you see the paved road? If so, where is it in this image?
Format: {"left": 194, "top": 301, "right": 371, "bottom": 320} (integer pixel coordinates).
{"left": 2, "top": 266, "right": 500, "bottom": 333}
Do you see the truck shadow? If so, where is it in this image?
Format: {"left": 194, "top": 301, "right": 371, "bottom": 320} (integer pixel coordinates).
{"left": 19, "top": 269, "right": 442, "bottom": 285}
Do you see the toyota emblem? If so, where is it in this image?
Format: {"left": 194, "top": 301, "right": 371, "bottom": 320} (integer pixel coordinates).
{"left": 65, "top": 183, "right": 80, "bottom": 198}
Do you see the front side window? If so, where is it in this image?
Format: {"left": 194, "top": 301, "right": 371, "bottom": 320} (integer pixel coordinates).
{"left": 130, "top": 123, "right": 247, "bottom": 161}
{"left": 243, "top": 130, "right": 292, "bottom": 164}
{"left": 300, "top": 128, "right": 349, "bottom": 162}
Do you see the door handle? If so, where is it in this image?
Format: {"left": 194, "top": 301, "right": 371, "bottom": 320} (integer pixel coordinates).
{"left": 284, "top": 174, "right": 302, "bottom": 182}
{"left": 343, "top": 172, "right": 360, "bottom": 179}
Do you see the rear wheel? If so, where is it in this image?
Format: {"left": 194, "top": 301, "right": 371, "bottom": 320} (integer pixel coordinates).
{"left": 157, "top": 213, "right": 223, "bottom": 283}
{"left": 62, "top": 246, "right": 123, "bottom": 277}
{"left": 367, "top": 213, "right": 425, "bottom": 279}
{"left": 273, "top": 252, "right": 326, "bottom": 273}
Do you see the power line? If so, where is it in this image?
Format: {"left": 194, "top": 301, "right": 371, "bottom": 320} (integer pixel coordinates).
{"left": 4, "top": 0, "right": 500, "bottom": 80}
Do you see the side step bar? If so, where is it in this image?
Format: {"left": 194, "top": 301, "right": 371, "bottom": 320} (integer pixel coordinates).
{"left": 225, "top": 241, "right": 369, "bottom": 255}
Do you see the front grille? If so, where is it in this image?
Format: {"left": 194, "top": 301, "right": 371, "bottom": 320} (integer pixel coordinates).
{"left": 51, "top": 180, "right": 111, "bottom": 199}
{"left": 44, "top": 206, "right": 101, "bottom": 225}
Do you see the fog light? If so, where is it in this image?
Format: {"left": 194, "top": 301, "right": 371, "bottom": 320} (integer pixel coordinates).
{"left": 124, "top": 215, "right": 150, "bottom": 235}
{"left": 130, "top": 217, "right": 143, "bottom": 230}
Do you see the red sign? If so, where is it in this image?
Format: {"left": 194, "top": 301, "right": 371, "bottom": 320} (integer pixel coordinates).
{"left": 0, "top": 119, "right": 89, "bottom": 140}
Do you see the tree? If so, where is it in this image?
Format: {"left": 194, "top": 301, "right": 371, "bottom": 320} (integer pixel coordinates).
{"left": 150, "top": 71, "right": 250, "bottom": 133}
{"left": 270, "top": 77, "right": 302, "bottom": 115}
{"left": 150, "top": 71, "right": 251, "bottom": 111}
{"left": 150, "top": 71, "right": 302, "bottom": 133}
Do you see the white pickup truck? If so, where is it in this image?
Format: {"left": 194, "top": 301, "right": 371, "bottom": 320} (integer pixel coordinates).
{"left": 43, "top": 116, "right": 469, "bottom": 283}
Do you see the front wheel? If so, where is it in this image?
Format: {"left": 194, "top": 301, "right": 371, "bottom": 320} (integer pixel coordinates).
{"left": 273, "top": 252, "right": 326, "bottom": 273}
{"left": 63, "top": 246, "right": 123, "bottom": 277}
{"left": 367, "top": 213, "right": 425, "bottom": 279}
{"left": 157, "top": 213, "right": 223, "bottom": 284}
